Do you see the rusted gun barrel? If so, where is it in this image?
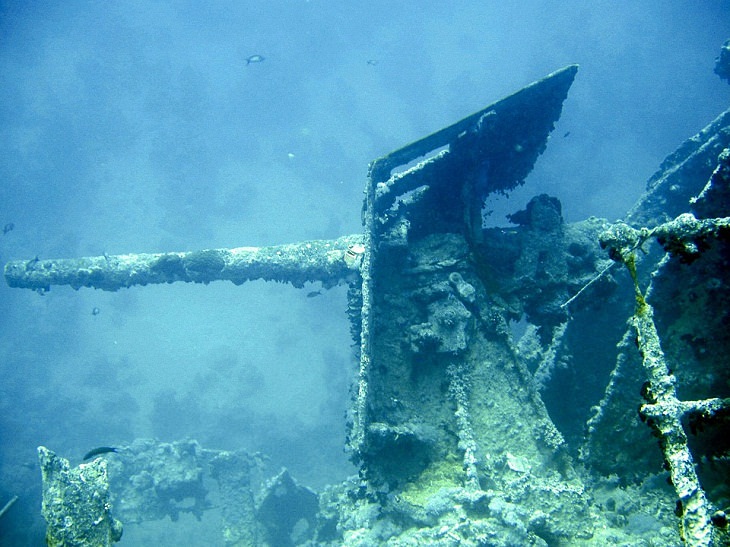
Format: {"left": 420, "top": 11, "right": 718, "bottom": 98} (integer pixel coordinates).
{"left": 4, "top": 234, "right": 364, "bottom": 292}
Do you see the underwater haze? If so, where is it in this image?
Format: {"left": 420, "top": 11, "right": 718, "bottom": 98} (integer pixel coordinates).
{"left": 0, "top": 1, "right": 729, "bottom": 544}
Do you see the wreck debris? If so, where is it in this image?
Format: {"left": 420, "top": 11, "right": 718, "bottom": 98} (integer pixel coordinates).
{"left": 42, "top": 439, "right": 322, "bottom": 546}
{"left": 600, "top": 214, "right": 730, "bottom": 265}
{"left": 3, "top": 234, "right": 364, "bottom": 292}
{"left": 446, "top": 364, "right": 480, "bottom": 491}
{"left": 632, "top": 293, "right": 714, "bottom": 547}
{"left": 98, "top": 439, "right": 267, "bottom": 545}
{"left": 715, "top": 39, "right": 730, "bottom": 84}
{"left": 257, "top": 468, "right": 319, "bottom": 546}
{"left": 625, "top": 109, "right": 730, "bottom": 228}
{"left": 38, "top": 446, "right": 123, "bottom": 546}
{"left": 7, "top": 57, "right": 725, "bottom": 544}
{"left": 0, "top": 495, "right": 18, "bottom": 520}
{"left": 531, "top": 321, "right": 569, "bottom": 392}
{"left": 600, "top": 210, "right": 730, "bottom": 546}
{"left": 692, "top": 148, "right": 730, "bottom": 219}
{"left": 208, "top": 449, "right": 261, "bottom": 546}
{"left": 480, "top": 194, "right": 615, "bottom": 331}
{"left": 105, "top": 439, "right": 211, "bottom": 524}
{"left": 582, "top": 125, "right": 730, "bottom": 485}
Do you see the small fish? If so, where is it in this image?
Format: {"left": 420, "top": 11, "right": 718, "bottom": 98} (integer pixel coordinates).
{"left": 3, "top": 222, "right": 14, "bottom": 235}
{"left": 306, "top": 290, "right": 322, "bottom": 298}
{"left": 366, "top": 59, "right": 378, "bottom": 66}
{"left": 563, "top": 131, "right": 571, "bottom": 138}
{"left": 83, "top": 446, "right": 118, "bottom": 461}
{"left": 91, "top": 307, "right": 101, "bottom": 316}
{"left": 245, "top": 54, "right": 265, "bottom": 65}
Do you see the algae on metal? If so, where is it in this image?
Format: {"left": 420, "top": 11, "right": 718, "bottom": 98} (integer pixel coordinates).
{"left": 584, "top": 146, "right": 730, "bottom": 493}
{"left": 38, "top": 446, "right": 123, "bottom": 546}
{"left": 595, "top": 152, "right": 730, "bottom": 546}
{"left": 598, "top": 223, "right": 728, "bottom": 546}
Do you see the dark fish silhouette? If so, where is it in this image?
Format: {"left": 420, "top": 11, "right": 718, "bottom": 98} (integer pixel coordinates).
{"left": 83, "top": 446, "right": 118, "bottom": 460}
{"left": 245, "top": 54, "right": 265, "bottom": 65}
{"left": 306, "top": 290, "right": 322, "bottom": 298}
{"left": 3, "top": 223, "right": 14, "bottom": 235}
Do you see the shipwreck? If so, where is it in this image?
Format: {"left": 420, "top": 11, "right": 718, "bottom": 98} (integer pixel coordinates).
{"left": 5, "top": 41, "right": 730, "bottom": 546}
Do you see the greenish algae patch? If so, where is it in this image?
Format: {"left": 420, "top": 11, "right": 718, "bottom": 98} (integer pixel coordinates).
{"left": 399, "top": 453, "right": 465, "bottom": 507}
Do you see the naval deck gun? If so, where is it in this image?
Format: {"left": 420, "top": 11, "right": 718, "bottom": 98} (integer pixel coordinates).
{"left": 6, "top": 62, "right": 730, "bottom": 546}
